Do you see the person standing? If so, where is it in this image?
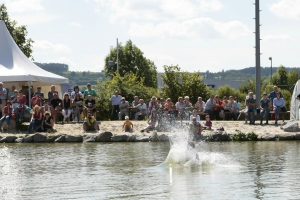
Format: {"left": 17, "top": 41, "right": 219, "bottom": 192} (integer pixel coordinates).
{"left": 35, "top": 86, "right": 44, "bottom": 101}
{"left": 260, "top": 93, "right": 271, "bottom": 125}
{"left": 48, "top": 85, "right": 58, "bottom": 103}
{"left": 109, "top": 90, "right": 122, "bottom": 120}
{"left": 0, "top": 82, "right": 7, "bottom": 115}
{"left": 83, "top": 83, "right": 97, "bottom": 99}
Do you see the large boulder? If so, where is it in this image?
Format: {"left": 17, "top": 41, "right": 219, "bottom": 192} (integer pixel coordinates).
{"left": 158, "top": 134, "right": 169, "bottom": 142}
{"left": 111, "top": 135, "right": 128, "bottom": 142}
{"left": 83, "top": 135, "right": 96, "bottom": 142}
{"left": 149, "top": 132, "right": 159, "bottom": 142}
{"left": 278, "top": 133, "right": 295, "bottom": 140}
{"left": 15, "top": 138, "right": 24, "bottom": 143}
{"left": 260, "top": 133, "right": 276, "bottom": 141}
{"left": 294, "top": 133, "right": 300, "bottom": 140}
{"left": 211, "top": 132, "right": 231, "bottom": 141}
{"left": 0, "top": 136, "right": 17, "bottom": 143}
{"left": 24, "top": 135, "right": 34, "bottom": 143}
{"left": 95, "top": 132, "right": 112, "bottom": 142}
{"left": 127, "top": 135, "right": 137, "bottom": 142}
{"left": 55, "top": 135, "right": 65, "bottom": 142}
{"left": 135, "top": 135, "right": 150, "bottom": 142}
{"left": 33, "top": 133, "right": 47, "bottom": 142}
{"left": 45, "top": 135, "right": 59, "bottom": 142}
{"left": 280, "top": 120, "right": 299, "bottom": 132}
{"left": 65, "top": 134, "right": 83, "bottom": 142}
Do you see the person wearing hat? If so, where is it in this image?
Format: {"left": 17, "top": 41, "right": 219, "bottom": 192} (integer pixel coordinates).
{"left": 260, "top": 92, "right": 271, "bottom": 125}
{"left": 118, "top": 97, "right": 129, "bottom": 120}
{"left": 41, "top": 111, "right": 54, "bottom": 132}
{"left": 123, "top": 116, "right": 133, "bottom": 132}
{"left": 0, "top": 100, "right": 12, "bottom": 132}
{"left": 83, "top": 83, "right": 97, "bottom": 100}
{"left": 109, "top": 90, "right": 122, "bottom": 120}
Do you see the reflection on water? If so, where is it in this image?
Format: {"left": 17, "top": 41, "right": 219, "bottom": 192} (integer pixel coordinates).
{"left": 1, "top": 141, "right": 300, "bottom": 199}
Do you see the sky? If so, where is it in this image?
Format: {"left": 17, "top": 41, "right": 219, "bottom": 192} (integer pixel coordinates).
{"left": 2, "top": 0, "right": 300, "bottom": 73}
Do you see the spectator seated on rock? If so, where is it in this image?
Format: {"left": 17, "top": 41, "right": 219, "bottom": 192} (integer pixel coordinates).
{"left": 84, "top": 94, "right": 97, "bottom": 118}
{"left": 134, "top": 99, "right": 147, "bottom": 120}
{"left": 123, "top": 116, "right": 133, "bottom": 132}
{"left": 203, "top": 115, "right": 212, "bottom": 130}
{"left": 0, "top": 100, "right": 13, "bottom": 132}
{"left": 48, "top": 85, "right": 58, "bottom": 103}
{"left": 228, "top": 96, "right": 238, "bottom": 120}
{"left": 194, "top": 97, "right": 206, "bottom": 114}
{"left": 72, "top": 93, "right": 84, "bottom": 122}
{"left": 130, "top": 96, "right": 140, "bottom": 119}
{"left": 35, "top": 86, "right": 44, "bottom": 101}
{"left": 260, "top": 93, "right": 271, "bottom": 125}
{"left": 83, "top": 112, "right": 99, "bottom": 133}
{"left": 246, "top": 92, "right": 257, "bottom": 125}
{"left": 62, "top": 93, "right": 73, "bottom": 123}
{"left": 118, "top": 97, "right": 129, "bottom": 120}
{"left": 38, "top": 111, "right": 54, "bottom": 132}
{"left": 141, "top": 109, "right": 158, "bottom": 133}
{"left": 50, "top": 93, "right": 62, "bottom": 124}
{"left": 273, "top": 92, "right": 286, "bottom": 125}
{"left": 31, "top": 93, "right": 42, "bottom": 108}
{"left": 190, "top": 109, "right": 200, "bottom": 123}
{"left": 28, "top": 105, "right": 43, "bottom": 133}
{"left": 204, "top": 95, "right": 217, "bottom": 120}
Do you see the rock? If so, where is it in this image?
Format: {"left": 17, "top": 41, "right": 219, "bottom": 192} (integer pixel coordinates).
{"left": 260, "top": 133, "right": 276, "bottom": 141}
{"left": 135, "top": 136, "right": 149, "bottom": 142}
{"left": 280, "top": 120, "right": 299, "bottom": 132}
{"left": 111, "top": 135, "right": 128, "bottom": 142}
{"left": 211, "top": 132, "right": 231, "bottom": 141}
{"left": 33, "top": 133, "right": 47, "bottom": 142}
{"left": 0, "top": 136, "right": 17, "bottom": 143}
{"left": 295, "top": 133, "right": 300, "bottom": 140}
{"left": 55, "top": 135, "right": 65, "bottom": 142}
{"left": 65, "top": 134, "right": 83, "bottom": 142}
{"left": 158, "top": 134, "right": 169, "bottom": 142}
{"left": 127, "top": 135, "right": 137, "bottom": 142}
{"left": 149, "top": 132, "right": 159, "bottom": 142}
{"left": 24, "top": 135, "right": 34, "bottom": 143}
{"left": 45, "top": 135, "right": 59, "bottom": 142}
{"left": 15, "top": 138, "right": 24, "bottom": 143}
{"left": 95, "top": 132, "right": 112, "bottom": 142}
{"left": 278, "top": 133, "right": 295, "bottom": 140}
{"left": 83, "top": 135, "right": 96, "bottom": 142}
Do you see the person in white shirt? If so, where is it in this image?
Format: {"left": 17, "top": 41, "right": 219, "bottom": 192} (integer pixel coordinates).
{"left": 109, "top": 90, "right": 122, "bottom": 120}
{"left": 134, "top": 99, "right": 147, "bottom": 120}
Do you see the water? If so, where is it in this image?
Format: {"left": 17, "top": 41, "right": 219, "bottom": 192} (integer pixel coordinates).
{"left": 1, "top": 140, "right": 300, "bottom": 199}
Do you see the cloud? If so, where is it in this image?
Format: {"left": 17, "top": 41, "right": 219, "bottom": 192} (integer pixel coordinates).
{"left": 128, "top": 18, "right": 251, "bottom": 40}
{"left": 6, "top": 0, "right": 44, "bottom": 12}
{"left": 70, "top": 22, "right": 82, "bottom": 28}
{"left": 270, "top": 0, "right": 300, "bottom": 20}
{"left": 10, "top": 13, "right": 60, "bottom": 25}
{"left": 34, "top": 40, "right": 72, "bottom": 53}
{"left": 198, "top": 0, "right": 223, "bottom": 12}
{"left": 263, "top": 34, "right": 292, "bottom": 40}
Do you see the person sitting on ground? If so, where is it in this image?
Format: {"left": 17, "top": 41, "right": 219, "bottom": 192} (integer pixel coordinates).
{"left": 118, "top": 97, "right": 129, "bottom": 120}
{"left": 50, "top": 93, "right": 62, "bottom": 123}
{"left": 28, "top": 105, "right": 42, "bottom": 133}
{"left": 62, "top": 93, "right": 72, "bottom": 123}
{"left": 204, "top": 95, "right": 217, "bottom": 120}
{"left": 228, "top": 96, "right": 239, "bottom": 120}
{"left": 70, "top": 85, "right": 83, "bottom": 100}
{"left": 164, "top": 98, "right": 174, "bottom": 111}
{"left": 203, "top": 115, "right": 212, "bottom": 130}
{"left": 84, "top": 83, "right": 97, "bottom": 99}
{"left": 18, "top": 89, "right": 27, "bottom": 123}
{"left": 35, "top": 86, "right": 44, "bottom": 101}
{"left": 273, "top": 92, "right": 286, "bottom": 125}
{"left": 84, "top": 94, "right": 97, "bottom": 118}
{"left": 134, "top": 99, "right": 147, "bottom": 120}
{"left": 123, "top": 116, "right": 133, "bottom": 132}
{"left": 260, "top": 93, "right": 271, "bottom": 125}
{"left": 31, "top": 93, "right": 42, "bottom": 108}
{"left": 141, "top": 109, "right": 158, "bottom": 133}
{"left": 72, "top": 93, "right": 84, "bottom": 122}
{"left": 190, "top": 109, "right": 200, "bottom": 123}
{"left": 48, "top": 85, "right": 58, "bottom": 103}
{"left": 83, "top": 112, "right": 99, "bottom": 133}
{"left": 0, "top": 100, "right": 13, "bottom": 132}
{"left": 40, "top": 111, "right": 54, "bottom": 132}
{"left": 194, "top": 97, "right": 206, "bottom": 114}
{"left": 246, "top": 92, "right": 257, "bottom": 125}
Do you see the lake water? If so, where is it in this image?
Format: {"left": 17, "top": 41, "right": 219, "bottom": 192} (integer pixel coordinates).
{"left": 1, "top": 139, "right": 300, "bottom": 200}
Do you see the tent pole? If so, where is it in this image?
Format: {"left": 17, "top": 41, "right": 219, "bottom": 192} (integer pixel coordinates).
{"left": 28, "top": 81, "right": 32, "bottom": 108}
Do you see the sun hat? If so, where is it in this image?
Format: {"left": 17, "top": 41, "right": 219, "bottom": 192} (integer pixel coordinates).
{"left": 44, "top": 111, "right": 51, "bottom": 117}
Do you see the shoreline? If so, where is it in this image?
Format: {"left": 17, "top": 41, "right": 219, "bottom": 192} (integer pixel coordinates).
{"left": 0, "top": 120, "right": 300, "bottom": 143}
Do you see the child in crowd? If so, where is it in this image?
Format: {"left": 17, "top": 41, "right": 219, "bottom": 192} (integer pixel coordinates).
{"left": 203, "top": 115, "right": 212, "bottom": 130}
{"left": 123, "top": 116, "right": 133, "bottom": 132}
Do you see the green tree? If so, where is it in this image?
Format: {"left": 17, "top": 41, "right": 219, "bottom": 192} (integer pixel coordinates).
{"left": 215, "top": 85, "right": 245, "bottom": 103}
{"left": 104, "top": 40, "right": 157, "bottom": 88}
{"left": 272, "top": 65, "right": 288, "bottom": 90}
{"left": 161, "top": 65, "right": 210, "bottom": 103}
{"left": 287, "top": 69, "right": 299, "bottom": 93}
{"left": 238, "top": 79, "right": 256, "bottom": 94}
{"left": 0, "top": 4, "right": 34, "bottom": 59}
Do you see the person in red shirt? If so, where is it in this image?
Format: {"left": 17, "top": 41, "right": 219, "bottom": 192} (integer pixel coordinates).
{"left": 0, "top": 100, "right": 13, "bottom": 132}
{"left": 28, "top": 105, "right": 42, "bottom": 133}
{"left": 31, "top": 93, "right": 42, "bottom": 108}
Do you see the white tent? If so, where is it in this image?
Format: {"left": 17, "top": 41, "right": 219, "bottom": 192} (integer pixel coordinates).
{"left": 290, "top": 79, "right": 300, "bottom": 120}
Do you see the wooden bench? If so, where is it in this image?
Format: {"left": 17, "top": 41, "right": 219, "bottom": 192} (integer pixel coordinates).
{"left": 238, "top": 110, "right": 290, "bottom": 123}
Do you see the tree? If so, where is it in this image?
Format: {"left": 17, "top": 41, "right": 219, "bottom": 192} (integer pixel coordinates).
{"left": 104, "top": 40, "right": 157, "bottom": 88}
{"left": 272, "top": 65, "right": 288, "bottom": 90}
{"left": 0, "top": 4, "right": 34, "bottom": 59}
{"left": 287, "top": 69, "right": 299, "bottom": 93}
{"left": 161, "top": 65, "right": 210, "bottom": 103}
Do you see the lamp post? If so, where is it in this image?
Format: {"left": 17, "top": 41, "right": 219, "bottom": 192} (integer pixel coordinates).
{"left": 108, "top": 38, "right": 119, "bottom": 74}
{"left": 269, "top": 57, "right": 272, "bottom": 82}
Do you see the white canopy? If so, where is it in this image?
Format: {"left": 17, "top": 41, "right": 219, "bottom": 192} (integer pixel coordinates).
{"left": 0, "top": 20, "right": 69, "bottom": 84}
{"left": 290, "top": 79, "right": 300, "bottom": 120}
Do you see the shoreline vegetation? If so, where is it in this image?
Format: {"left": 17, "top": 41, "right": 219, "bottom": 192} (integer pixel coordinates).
{"left": 0, "top": 120, "right": 300, "bottom": 143}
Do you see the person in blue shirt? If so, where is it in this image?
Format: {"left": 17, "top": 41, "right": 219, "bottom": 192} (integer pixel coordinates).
{"left": 260, "top": 93, "right": 271, "bottom": 125}
{"left": 273, "top": 92, "right": 286, "bottom": 124}
{"left": 268, "top": 86, "right": 283, "bottom": 102}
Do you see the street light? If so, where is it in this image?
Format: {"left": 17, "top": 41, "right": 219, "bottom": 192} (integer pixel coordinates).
{"left": 269, "top": 57, "right": 272, "bottom": 82}
{"left": 108, "top": 38, "right": 119, "bottom": 74}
